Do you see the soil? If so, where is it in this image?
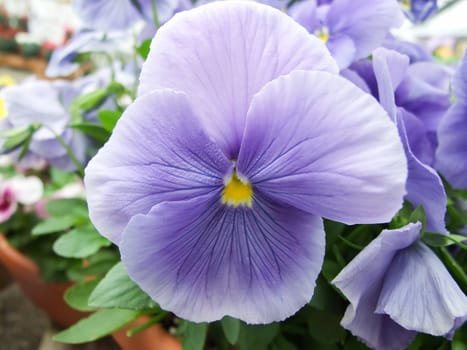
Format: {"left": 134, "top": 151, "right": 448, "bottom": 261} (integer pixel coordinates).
{"left": 0, "top": 273, "right": 120, "bottom": 350}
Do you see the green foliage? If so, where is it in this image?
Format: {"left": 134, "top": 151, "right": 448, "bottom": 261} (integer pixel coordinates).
{"left": 98, "top": 109, "right": 122, "bottom": 132}
{"left": 137, "top": 38, "right": 152, "bottom": 59}
{"left": 220, "top": 316, "right": 241, "bottom": 345}
{"left": 31, "top": 216, "right": 76, "bottom": 236}
{"left": 89, "top": 262, "right": 155, "bottom": 311}
{"left": 53, "top": 309, "right": 140, "bottom": 344}
{"left": 53, "top": 225, "right": 111, "bottom": 258}
{"left": 237, "top": 323, "right": 279, "bottom": 350}
{"left": 64, "top": 279, "right": 100, "bottom": 312}
{"left": 180, "top": 321, "right": 208, "bottom": 350}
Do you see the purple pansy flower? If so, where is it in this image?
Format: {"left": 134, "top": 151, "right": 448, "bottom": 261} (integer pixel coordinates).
{"left": 344, "top": 48, "right": 451, "bottom": 233}
{"left": 333, "top": 222, "right": 467, "bottom": 350}
{"left": 73, "top": 0, "right": 186, "bottom": 32}
{"left": 436, "top": 52, "right": 467, "bottom": 189}
{"left": 46, "top": 30, "right": 130, "bottom": 78}
{"left": 289, "top": 0, "right": 404, "bottom": 69}
{"left": 0, "top": 73, "right": 110, "bottom": 171}
{"left": 85, "top": 2, "right": 407, "bottom": 323}
{"left": 399, "top": 0, "right": 437, "bottom": 23}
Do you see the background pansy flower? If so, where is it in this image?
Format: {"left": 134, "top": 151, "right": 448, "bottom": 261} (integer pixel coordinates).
{"left": 288, "top": 0, "right": 404, "bottom": 69}
{"left": 72, "top": 0, "right": 188, "bottom": 32}
{"left": 85, "top": 1, "right": 407, "bottom": 324}
{"left": 436, "top": 53, "right": 467, "bottom": 189}
{"left": 344, "top": 48, "right": 450, "bottom": 234}
{"left": 333, "top": 222, "right": 467, "bottom": 350}
{"left": 0, "top": 175, "right": 43, "bottom": 223}
{"left": 0, "top": 74, "right": 110, "bottom": 171}
{"left": 399, "top": 0, "right": 437, "bottom": 23}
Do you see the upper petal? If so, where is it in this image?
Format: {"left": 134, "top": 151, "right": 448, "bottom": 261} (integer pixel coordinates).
{"left": 138, "top": 1, "right": 337, "bottom": 157}
{"left": 376, "top": 242, "right": 467, "bottom": 336}
{"left": 237, "top": 70, "right": 407, "bottom": 224}
{"left": 121, "top": 193, "right": 325, "bottom": 324}
{"left": 84, "top": 89, "right": 231, "bottom": 244}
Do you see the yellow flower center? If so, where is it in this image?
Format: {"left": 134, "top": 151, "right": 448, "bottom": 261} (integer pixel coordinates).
{"left": 222, "top": 171, "right": 253, "bottom": 208}
{"left": 0, "top": 97, "right": 6, "bottom": 120}
{"left": 315, "top": 27, "right": 330, "bottom": 43}
{"left": 401, "top": 0, "right": 411, "bottom": 11}
{"left": 0, "top": 75, "right": 15, "bottom": 87}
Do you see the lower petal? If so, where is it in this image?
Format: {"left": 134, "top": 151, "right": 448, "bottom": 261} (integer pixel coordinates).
{"left": 120, "top": 193, "right": 325, "bottom": 324}
{"left": 377, "top": 243, "right": 467, "bottom": 336}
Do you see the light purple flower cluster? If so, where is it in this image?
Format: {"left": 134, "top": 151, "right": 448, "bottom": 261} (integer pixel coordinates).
{"left": 85, "top": 1, "right": 409, "bottom": 324}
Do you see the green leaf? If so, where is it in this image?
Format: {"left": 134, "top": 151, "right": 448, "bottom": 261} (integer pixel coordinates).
{"left": 409, "top": 205, "right": 426, "bottom": 232}
{"left": 70, "top": 123, "right": 110, "bottom": 144}
{"left": 2, "top": 126, "right": 32, "bottom": 150}
{"left": 64, "top": 279, "right": 100, "bottom": 311}
{"left": 17, "top": 133, "right": 32, "bottom": 160}
{"left": 89, "top": 262, "right": 155, "bottom": 310}
{"left": 307, "top": 308, "right": 346, "bottom": 344}
{"left": 237, "top": 323, "right": 279, "bottom": 350}
{"left": 221, "top": 316, "right": 241, "bottom": 345}
{"left": 31, "top": 216, "right": 75, "bottom": 236}
{"left": 53, "top": 309, "right": 140, "bottom": 344}
{"left": 46, "top": 198, "right": 87, "bottom": 217}
{"left": 321, "top": 259, "right": 341, "bottom": 283}
{"left": 137, "top": 38, "right": 152, "bottom": 59}
{"left": 67, "top": 250, "right": 119, "bottom": 281}
{"left": 181, "top": 322, "right": 208, "bottom": 350}
{"left": 73, "top": 88, "right": 109, "bottom": 111}
{"left": 53, "top": 226, "right": 111, "bottom": 258}
{"left": 271, "top": 336, "right": 298, "bottom": 350}
{"left": 423, "top": 233, "right": 467, "bottom": 249}
{"left": 98, "top": 109, "right": 122, "bottom": 133}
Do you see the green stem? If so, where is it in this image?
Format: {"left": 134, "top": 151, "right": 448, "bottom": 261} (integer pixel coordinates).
{"left": 438, "top": 247, "right": 467, "bottom": 293}
{"left": 151, "top": 0, "right": 161, "bottom": 29}
{"left": 126, "top": 312, "right": 168, "bottom": 337}
{"left": 131, "top": 30, "right": 139, "bottom": 100}
{"left": 43, "top": 125, "right": 85, "bottom": 177}
{"left": 337, "top": 235, "right": 364, "bottom": 250}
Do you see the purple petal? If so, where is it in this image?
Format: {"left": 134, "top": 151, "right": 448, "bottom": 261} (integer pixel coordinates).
{"left": 288, "top": 0, "right": 320, "bottom": 33}
{"left": 452, "top": 53, "right": 467, "bottom": 102}
{"left": 138, "top": 1, "right": 337, "bottom": 157}
{"left": 376, "top": 242, "right": 467, "bottom": 336}
{"left": 326, "top": 0, "right": 404, "bottom": 67}
{"left": 73, "top": 0, "right": 142, "bottom": 31}
{"left": 332, "top": 223, "right": 421, "bottom": 350}
{"left": 237, "top": 70, "right": 407, "bottom": 224}
{"left": 121, "top": 193, "right": 325, "bottom": 323}
{"left": 326, "top": 34, "right": 357, "bottom": 69}
{"left": 398, "top": 110, "right": 447, "bottom": 234}
{"left": 395, "top": 61, "right": 452, "bottom": 149}
{"left": 372, "top": 48, "right": 410, "bottom": 120}
{"left": 84, "top": 90, "right": 232, "bottom": 244}
{"left": 436, "top": 103, "right": 467, "bottom": 189}
{"left": 383, "top": 36, "right": 433, "bottom": 63}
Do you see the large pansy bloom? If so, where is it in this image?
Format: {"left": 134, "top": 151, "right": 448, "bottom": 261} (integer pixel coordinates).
{"left": 436, "top": 53, "right": 467, "bottom": 189}
{"left": 85, "top": 1, "right": 407, "bottom": 323}
{"left": 333, "top": 222, "right": 467, "bottom": 350}
{"left": 289, "top": 0, "right": 403, "bottom": 69}
{"left": 344, "top": 48, "right": 450, "bottom": 233}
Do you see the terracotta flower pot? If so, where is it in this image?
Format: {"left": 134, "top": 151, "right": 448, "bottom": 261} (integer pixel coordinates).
{"left": 112, "top": 316, "right": 181, "bottom": 350}
{"left": 0, "top": 234, "right": 88, "bottom": 327}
